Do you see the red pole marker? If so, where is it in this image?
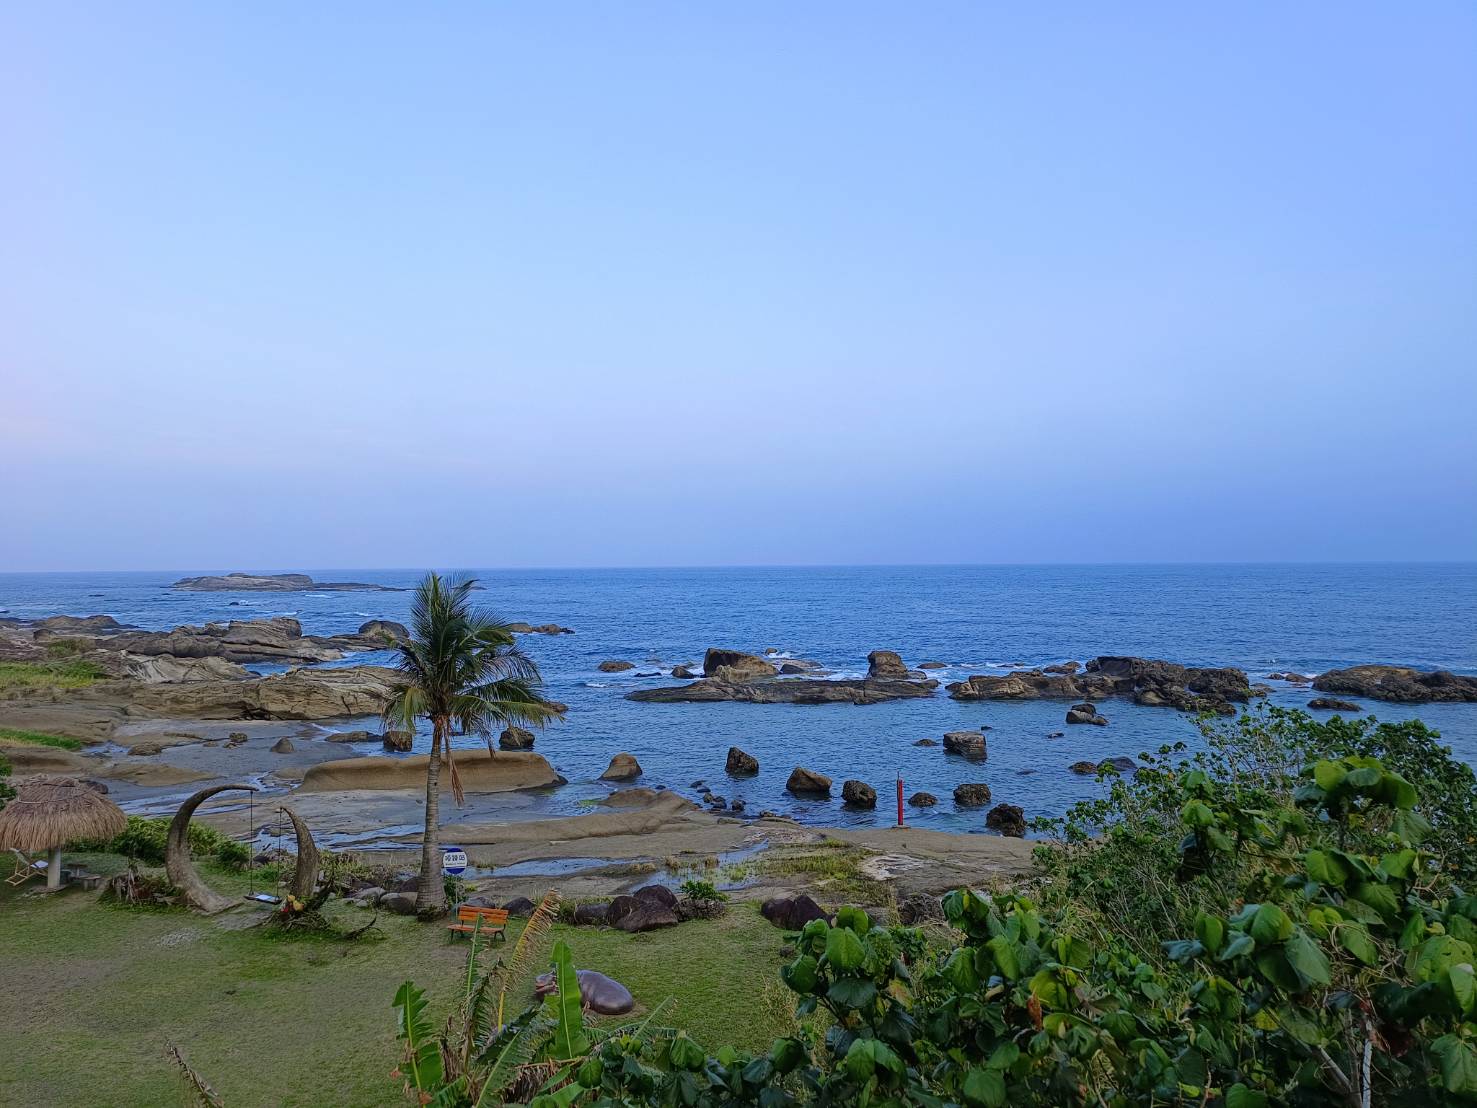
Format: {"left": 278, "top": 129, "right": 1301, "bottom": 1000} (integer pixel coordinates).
{"left": 896, "top": 774, "right": 904, "bottom": 826}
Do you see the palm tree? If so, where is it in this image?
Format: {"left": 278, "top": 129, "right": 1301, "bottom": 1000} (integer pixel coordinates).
{"left": 382, "top": 572, "right": 564, "bottom": 915}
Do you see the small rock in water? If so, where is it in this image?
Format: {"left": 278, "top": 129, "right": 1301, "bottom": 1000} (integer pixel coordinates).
{"left": 785, "top": 767, "right": 832, "bottom": 797}
{"left": 985, "top": 803, "right": 1027, "bottom": 837}
{"left": 499, "top": 726, "right": 535, "bottom": 750}
{"left": 942, "top": 731, "right": 988, "bottom": 759}
{"left": 598, "top": 660, "right": 635, "bottom": 673}
{"left": 908, "top": 792, "right": 938, "bottom": 807}
{"left": 912, "top": 737, "right": 939, "bottom": 747}
{"left": 270, "top": 737, "right": 295, "bottom": 754}
{"left": 1065, "top": 703, "right": 1108, "bottom": 726}
{"left": 725, "top": 746, "right": 759, "bottom": 775}
{"left": 841, "top": 779, "right": 877, "bottom": 809}
{"left": 953, "top": 782, "right": 992, "bottom": 807}
{"left": 600, "top": 753, "right": 642, "bottom": 780}
{"left": 383, "top": 730, "right": 413, "bottom": 752}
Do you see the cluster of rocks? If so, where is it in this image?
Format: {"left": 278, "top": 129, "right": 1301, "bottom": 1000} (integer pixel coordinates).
{"left": 8, "top": 614, "right": 410, "bottom": 668}
{"left": 565, "top": 883, "right": 694, "bottom": 933}
{"left": 1308, "top": 697, "right": 1363, "bottom": 713}
{"left": 505, "top": 622, "right": 574, "bottom": 635}
{"left": 1312, "top": 665, "right": 1477, "bottom": 704}
{"left": 948, "top": 655, "right": 1253, "bottom": 715}
{"left": 627, "top": 648, "right": 938, "bottom": 705}
{"left": 1070, "top": 756, "right": 1138, "bottom": 775}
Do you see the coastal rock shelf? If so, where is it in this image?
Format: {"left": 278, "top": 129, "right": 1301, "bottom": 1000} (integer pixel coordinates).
{"left": 628, "top": 677, "right": 937, "bottom": 705}
{"left": 1312, "top": 665, "right": 1477, "bottom": 703}
{"left": 171, "top": 572, "right": 401, "bottom": 592}
{"left": 948, "top": 656, "right": 1253, "bottom": 714}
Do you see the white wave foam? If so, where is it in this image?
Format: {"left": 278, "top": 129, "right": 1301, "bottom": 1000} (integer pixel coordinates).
{"left": 585, "top": 681, "right": 611, "bottom": 688}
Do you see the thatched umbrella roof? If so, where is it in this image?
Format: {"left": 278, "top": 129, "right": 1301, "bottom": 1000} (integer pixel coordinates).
{"left": 0, "top": 776, "right": 126, "bottom": 852}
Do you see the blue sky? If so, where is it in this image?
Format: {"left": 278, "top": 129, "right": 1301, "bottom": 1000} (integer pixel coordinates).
{"left": 3, "top": 3, "right": 1474, "bottom": 570}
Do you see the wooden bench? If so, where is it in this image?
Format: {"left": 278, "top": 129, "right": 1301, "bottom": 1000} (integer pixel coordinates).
{"left": 446, "top": 906, "right": 508, "bottom": 941}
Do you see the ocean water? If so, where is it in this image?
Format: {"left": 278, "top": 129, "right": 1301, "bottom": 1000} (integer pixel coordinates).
{"left": 2, "top": 564, "right": 1474, "bottom": 831}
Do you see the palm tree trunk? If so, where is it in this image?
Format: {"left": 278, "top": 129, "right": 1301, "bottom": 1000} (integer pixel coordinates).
{"left": 415, "top": 719, "right": 446, "bottom": 915}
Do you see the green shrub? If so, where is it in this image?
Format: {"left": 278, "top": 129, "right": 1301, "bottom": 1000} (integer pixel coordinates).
{"left": 72, "top": 815, "right": 246, "bottom": 867}
{"left": 678, "top": 878, "right": 726, "bottom": 902}
{"left": 0, "top": 728, "right": 84, "bottom": 751}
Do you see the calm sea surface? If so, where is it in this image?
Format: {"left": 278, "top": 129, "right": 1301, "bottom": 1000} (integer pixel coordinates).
{"left": 2, "top": 564, "right": 1474, "bottom": 831}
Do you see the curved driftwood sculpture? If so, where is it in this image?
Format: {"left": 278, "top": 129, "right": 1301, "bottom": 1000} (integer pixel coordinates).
{"left": 281, "top": 805, "right": 320, "bottom": 901}
{"left": 166, "top": 783, "right": 256, "bottom": 914}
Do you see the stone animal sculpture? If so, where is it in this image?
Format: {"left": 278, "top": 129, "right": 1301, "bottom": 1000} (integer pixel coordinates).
{"left": 534, "top": 968, "right": 635, "bottom": 1016}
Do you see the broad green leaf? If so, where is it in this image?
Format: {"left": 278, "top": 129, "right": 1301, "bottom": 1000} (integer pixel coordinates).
{"left": 1448, "top": 965, "right": 1476, "bottom": 1016}
{"left": 986, "top": 935, "right": 1021, "bottom": 980}
{"left": 1312, "top": 760, "right": 1347, "bottom": 792}
{"left": 1250, "top": 903, "right": 1294, "bottom": 944}
{"left": 1225, "top": 1082, "right": 1269, "bottom": 1108}
{"left": 962, "top": 1066, "right": 1007, "bottom": 1107}
{"left": 1304, "top": 850, "right": 1349, "bottom": 886}
{"left": 1433, "top": 1034, "right": 1477, "bottom": 1095}
{"left": 1195, "top": 912, "right": 1225, "bottom": 953}
{"left": 1378, "top": 848, "right": 1418, "bottom": 880}
{"left": 1028, "top": 969, "right": 1070, "bottom": 1009}
{"left": 1350, "top": 880, "right": 1400, "bottom": 920}
{"left": 1285, "top": 931, "right": 1332, "bottom": 987}
{"left": 827, "top": 976, "right": 878, "bottom": 1009}
{"left": 825, "top": 926, "right": 866, "bottom": 972}
{"left": 1337, "top": 924, "right": 1379, "bottom": 966}
{"left": 1219, "top": 932, "right": 1255, "bottom": 960}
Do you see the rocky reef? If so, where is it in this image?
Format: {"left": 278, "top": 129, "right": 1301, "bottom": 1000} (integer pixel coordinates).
{"left": 1311, "top": 665, "right": 1477, "bottom": 703}
{"left": 948, "top": 655, "right": 1252, "bottom": 715}
{"left": 171, "top": 572, "right": 400, "bottom": 592}
{"left": 628, "top": 648, "right": 938, "bottom": 705}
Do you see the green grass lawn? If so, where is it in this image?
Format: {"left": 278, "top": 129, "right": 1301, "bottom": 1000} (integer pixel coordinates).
{"left": 0, "top": 727, "right": 84, "bottom": 750}
{"left": 0, "top": 659, "right": 108, "bottom": 695}
{"left": 0, "top": 856, "right": 798, "bottom": 1107}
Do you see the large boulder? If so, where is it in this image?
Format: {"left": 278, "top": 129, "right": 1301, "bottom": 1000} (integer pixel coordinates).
{"left": 841, "top": 780, "right": 877, "bottom": 809}
{"left": 615, "top": 901, "right": 679, "bottom": 933}
{"left": 1065, "top": 703, "right": 1108, "bottom": 726}
{"left": 572, "top": 902, "right": 609, "bottom": 926}
{"left": 785, "top": 767, "right": 832, "bottom": 797}
{"left": 942, "top": 731, "right": 988, "bottom": 759}
{"left": 605, "top": 895, "right": 641, "bottom": 927}
{"left": 36, "top": 614, "right": 123, "bottom": 632}
{"left": 866, "top": 650, "right": 910, "bottom": 681}
{"left": 985, "top": 803, "right": 1026, "bottom": 837}
{"left": 600, "top": 753, "right": 642, "bottom": 781}
{"left": 1312, "top": 665, "right": 1477, "bottom": 703}
{"left": 270, "top": 737, "right": 295, "bottom": 753}
{"left": 953, "top": 782, "right": 993, "bottom": 807}
{"left": 761, "top": 894, "right": 827, "bottom": 930}
{"left": 119, "top": 665, "right": 405, "bottom": 720}
{"left": 703, "top": 648, "right": 778, "bottom": 682}
{"left": 499, "top": 726, "right": 535, "bottom": 750}
{"left": 633, "top": 884, "right": 678, "bottom": 908}
{"left": 380, "top": 892, "right": 418, "bottom": 916}
{"left": 726, "top": 746, "right": 759, "bottom": 776}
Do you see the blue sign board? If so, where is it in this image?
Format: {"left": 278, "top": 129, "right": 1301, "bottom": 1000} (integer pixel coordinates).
{"left": 442, "top": 846, "right": 468, "bottom": 876}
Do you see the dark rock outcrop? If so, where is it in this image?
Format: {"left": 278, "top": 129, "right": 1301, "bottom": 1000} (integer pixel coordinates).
{"left": 918, "top": 661, "right": 947, "bottom": 670}
{"left": 726, "top": 746, "right": 759, "bottom": 775}
{"left": 502, "top": 896, "right": 536, "bottom": 917}
{"left": 1308, "top": 697, "right": 1363, "bottom": 712}
{"left": 912, "top": 738, "right": 939, "bottom": 747}
{"left": 703, "top": 648, "right": 779, "bottom": 682}
{"left": 953, "top": 782, "right": 992, "bottom": 807}
{"left": 866, "top": 650, "right": 910, "bottom": 681}
{"left": 985, "top": 803, "right": 1026, "bottom": 837}
{"left": 616, "top": 901, "right": 680, "bottom": 933}
{"left": 786, "top": 767, "right": 832, "bottom": 796}
{"left": 572, "top": 902, "right": 609, "bottom": 926}
{"left": 598, "top": 660, "right": 635, "bottom": 673}
{"left": 948, "top": 655, "right": 1250, "bottom": 715}
{"left": 499, "top": 725, "right": 535, "bottom": 750}
{"left": 628, "top": 677, "right": 935, "bottom": 705}
{"left": 270, "top": 737, "right": 295, "bottom": 753}
{"left": 383, "top": 730, "right": 413, "bottom": 752}
{"left": 1312, "top": 666, "right": 1477, "bottom": 704}
{"left": 908, "top": 792, "right": 938, "bottom": 807}
{"left": 1065, "top": 703, "right": 1108, "bottom": 726}
{"left": 841, "top": 780, "right": 876, "bottom": 808}
{"left": 1043, "top": 661, "right": 1080, "bottom": 674}
{"left": 633, "top": 884, "right": 678, "bottom": 908}
{"left": 671, "top": 665, "right": 697, "bottom": 679}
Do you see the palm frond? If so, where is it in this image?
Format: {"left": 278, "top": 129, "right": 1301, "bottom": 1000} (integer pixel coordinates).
{"left": 492, "top": 891, "right": 561, "bottom": 1031}
{"left": 166, "top": 1043, "right": 225, "bottom": 1108}
{"left": 472, "top": 1005, "right": 554, "bottom": 1104}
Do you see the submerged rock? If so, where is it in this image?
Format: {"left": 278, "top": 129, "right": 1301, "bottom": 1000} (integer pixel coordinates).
{"left": 985, "top": 803, "right": 1026, "bottom": 837}
{"left": 598, "top": 660, "right": 635, "bottom": 673}
{"left": 953, "top": 782, "right": 992, "bottom": 807}
{"left": 942, "top": 731, "right": 988, "bottom": 759}
{"left": 841, "top": 780, "right": 877, "bottom": 808}
{"left": 786, "top": 767, "right": 832, "bottom": 797}
{"left": 499, "top": 725, "right": 535, "bottom": 750}
{"left": 600, "top": 753, "right": 642, "bottom": 781}
{"left": 912, "top": 737, "right": 939, "bottom": 747}
{"left": 1308, "top": 697, "right": 1363, "bottom": 712}
{"left": 726, "top": 746, "right": 759, "bottom": 775}
{"left": 1065, "top": 703, "right": 1108, "bottom": 726}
